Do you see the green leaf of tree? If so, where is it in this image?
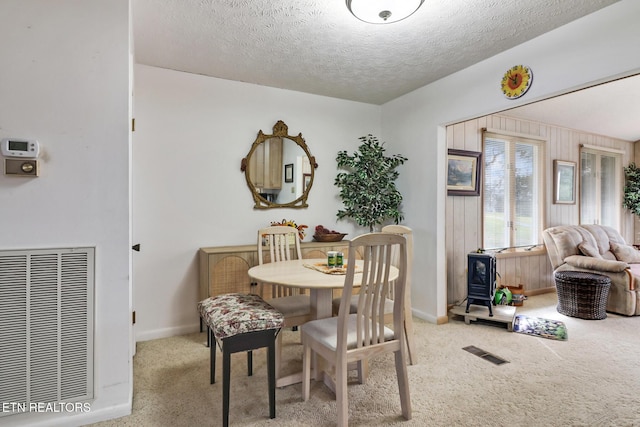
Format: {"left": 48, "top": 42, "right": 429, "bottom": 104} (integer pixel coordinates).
{"left": 623, "top": 163, "right": 640, "bottom": 217}
{"left": 334, "top": 134, "right": 407, "bottom": 232}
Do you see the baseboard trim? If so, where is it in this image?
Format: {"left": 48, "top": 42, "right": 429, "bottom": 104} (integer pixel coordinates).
{"left": 136, "top": 323, "right": 200, "bottom": 342}
{"left": 436, "top": 314, "right": 449, "bottom": 324}
{"left": 526, "top": 287, "right": 556, "bottom": 296}
{"left": 411, "top": 307, "right": 438, "bottom": 324}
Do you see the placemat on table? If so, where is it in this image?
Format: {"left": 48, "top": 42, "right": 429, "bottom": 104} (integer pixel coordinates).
{"left": 303, "top": 262, "right": 362, "bottom": 275}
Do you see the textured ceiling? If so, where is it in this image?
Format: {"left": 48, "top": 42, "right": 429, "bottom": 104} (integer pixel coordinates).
{"left": 132, "top": 0, "right": 618, "bottom": 105}
{"left": 132, "top": 0, "right": 639, "bottom": 141}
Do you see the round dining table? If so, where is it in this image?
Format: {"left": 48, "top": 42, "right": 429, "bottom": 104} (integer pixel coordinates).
{"left": 248, "top": 258, "right": 398, "bottom": 320}
{"left": 248, "top": 259, "right": 354, "bottom": 320}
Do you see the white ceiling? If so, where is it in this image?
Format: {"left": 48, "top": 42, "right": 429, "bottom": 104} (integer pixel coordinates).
{"left": 132, "top": 0, "right": 640, "bottom": 141}
{"left": 501, "top": 74, "right": 640, "bottom": 142}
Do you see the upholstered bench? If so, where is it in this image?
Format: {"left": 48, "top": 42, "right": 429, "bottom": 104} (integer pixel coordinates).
{"left": 198, "top": 293, "right": 284, "bottom": 427}
{"left": 554, "top": 271, "right": 611, "bottom": 320}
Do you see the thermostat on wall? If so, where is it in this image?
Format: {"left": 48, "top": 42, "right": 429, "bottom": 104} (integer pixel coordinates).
{"left": 1, "top": 138, "right": 40, "bottom": 158}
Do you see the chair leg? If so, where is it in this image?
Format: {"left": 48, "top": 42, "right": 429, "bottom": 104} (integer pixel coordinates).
{"left": 210, "top": 331, "right": 216, "bottom": 384}
{"left": 394, "top": 349, "right": 412, "bottom": 420}
{"left": 267, "top": 333, "right": 276, "bottom": 419}
{"left": 404, "top": 314, "right": 417, "bottom": 365}
{"left": 356, "top": 359, "right": 368, "bottom": 384}
{"left": 222, "top": 345, "right": 232, "bottom": 427}
{"left": 206, "top": 325, "right": 210, "bottom": 348}
{"left": 275, "top": 331, "right": 283, "bottom": 382}
{"left": 336, "top": 358, "right": 349, "bottom": 427}
{"left": 301, "top": 341, "right": 311, "bottom": 401}
{"left": 247, "top": 350, "right": 253, "bottom": 376}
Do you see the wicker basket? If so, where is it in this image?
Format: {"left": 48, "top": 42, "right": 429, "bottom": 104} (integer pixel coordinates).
{"left": 312, "top": 233, "right": 347, "bottom": 242}
{"left": 554, "top": 271, "right": 611, "bottom": 320}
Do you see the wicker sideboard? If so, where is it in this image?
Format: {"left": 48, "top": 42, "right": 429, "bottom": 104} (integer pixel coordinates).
{"left": 198, "top": 241, "right": 352, "bottom": 302}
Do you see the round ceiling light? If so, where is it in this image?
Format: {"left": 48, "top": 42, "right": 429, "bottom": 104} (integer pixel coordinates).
{"left": 346, "top": 0, "right": 425, "bottom": 24}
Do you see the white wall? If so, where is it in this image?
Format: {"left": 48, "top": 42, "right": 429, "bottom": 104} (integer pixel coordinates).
{"left": 0, "top": 1, "right": 131, "bottom": 426}
{"left": 134, "top": 0, "right": 640, "bottom": 337}
{"left": 132, "top": 65, "right": 381, "bottom": 340}
{"left": 383, "top": 0, "right": 640, "bottom": 322}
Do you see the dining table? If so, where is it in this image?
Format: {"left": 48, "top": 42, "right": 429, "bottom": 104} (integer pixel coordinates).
{"left": 248, "top": 258, "right": 359, "bottom": 320}
{"left": 247, "top": 258, "right": 399, "bottom": 388}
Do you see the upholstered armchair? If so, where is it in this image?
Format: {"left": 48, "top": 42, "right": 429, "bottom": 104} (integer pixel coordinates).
{"left": 543, "top": 224, "right": 640, "bottom": 316}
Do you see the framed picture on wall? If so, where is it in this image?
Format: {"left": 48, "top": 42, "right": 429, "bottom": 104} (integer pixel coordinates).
{"left": 447, "top": 149, "right": 482, "bottom": 196}
{"left": 553, "top": 160, "right": 576, "bottom": 204}
{"left": 284, "top": 163, "right": 294, "bottom": 183}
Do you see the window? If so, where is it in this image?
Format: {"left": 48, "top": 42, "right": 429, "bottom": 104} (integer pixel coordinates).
{"left": 483, "top": 132, "right": 545, "bottom": 249}
{"left": 580, "top": 147, "right": 621, "bottom": 229}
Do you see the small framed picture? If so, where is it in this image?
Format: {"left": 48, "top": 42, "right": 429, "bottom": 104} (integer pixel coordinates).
{"left": 284, "top": 163, "right": 294, "bottom": 183}
{"left": 447, "top": 149, "right": 482, "bottom": 196}
{"left": 303, "top": 173, "right": 311, "bottom": 190}
{"left": 553, "top": 160, "right": 576, "bottom": 204}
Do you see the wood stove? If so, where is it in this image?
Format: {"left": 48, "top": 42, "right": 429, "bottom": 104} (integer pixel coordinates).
{"left": 465, "top": 252, "right": 497, "bottom": 316}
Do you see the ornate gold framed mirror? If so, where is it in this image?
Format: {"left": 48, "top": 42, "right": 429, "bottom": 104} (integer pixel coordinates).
{"left": 241, "top": 120, "right": 317, "bottom": 209}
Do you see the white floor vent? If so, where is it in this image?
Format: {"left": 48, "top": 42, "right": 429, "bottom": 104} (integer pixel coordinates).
{"left": 0, "top": 247, "right": 94, "bottom": 417}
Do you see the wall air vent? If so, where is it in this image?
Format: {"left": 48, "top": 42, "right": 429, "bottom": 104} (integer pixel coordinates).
{"left": 0, "top": 247, "right": 94, "bottom": 417}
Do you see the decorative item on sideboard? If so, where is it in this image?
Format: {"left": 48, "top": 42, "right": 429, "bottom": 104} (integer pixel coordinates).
{"left": 313, "top": 225, "right": 347, "bottom": 242}
{"left": 270, "top": 219, "right": 308, "bottom": 240}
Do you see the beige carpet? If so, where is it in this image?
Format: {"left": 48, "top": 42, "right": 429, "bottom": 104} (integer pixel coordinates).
{"left": 88, "top": 293, "right": 640, "bottom": 426}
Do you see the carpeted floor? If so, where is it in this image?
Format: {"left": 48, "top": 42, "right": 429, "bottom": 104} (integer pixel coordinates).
{"left": 88, "top": 293, "right": 640, "bottom": 426}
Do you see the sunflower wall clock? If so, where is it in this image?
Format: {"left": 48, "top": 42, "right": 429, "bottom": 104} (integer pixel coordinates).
{"left": 501, "top": 65, "right": 533, "bottom": 99}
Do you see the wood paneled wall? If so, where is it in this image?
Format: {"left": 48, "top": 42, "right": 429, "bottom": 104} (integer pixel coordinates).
{"left": 446, "top": 114, "right": 635, "bottom": 305}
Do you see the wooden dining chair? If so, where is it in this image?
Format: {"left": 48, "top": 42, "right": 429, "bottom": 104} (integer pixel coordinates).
{"left": 301, "top": 232, "right": 412, "bottom": 427}
{"left": 381, "top": 225, "right": 417, "bottom": 364}
{"left": 331, "top": 225, "right": 417, "bottom": 365}
{"left": 257, "top": 226, "right": 312, "bottom": 386}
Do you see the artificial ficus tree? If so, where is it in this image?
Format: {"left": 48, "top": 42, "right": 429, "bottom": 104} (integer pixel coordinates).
{"left": 334, "top": 134, "right": 407, "bottom": 232}
{"left": 623, "top": 163, "right": 640, "bottom": 216}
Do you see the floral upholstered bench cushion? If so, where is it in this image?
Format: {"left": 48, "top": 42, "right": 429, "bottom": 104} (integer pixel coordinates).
{"left": 198, "top": 293, "right": 284, "bottom": 340}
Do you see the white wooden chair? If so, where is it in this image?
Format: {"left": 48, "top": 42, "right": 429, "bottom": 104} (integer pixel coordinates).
{"left": 301, "top": 232, "right": 412, "bottom": 427}
{"left": 257, "top": 226, "right": 312, "bottom": 386}
{"left": 331, "top": 225, "right": 417, "bottom": 365}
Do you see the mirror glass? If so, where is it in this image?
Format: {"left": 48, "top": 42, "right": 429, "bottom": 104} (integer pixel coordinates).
{"left": 241, "top": 120, "right": 317, "bottom": 209}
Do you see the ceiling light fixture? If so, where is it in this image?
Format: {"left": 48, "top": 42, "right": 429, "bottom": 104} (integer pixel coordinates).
{"left": 346, "top": 0, "right": 424, "bottom": 24}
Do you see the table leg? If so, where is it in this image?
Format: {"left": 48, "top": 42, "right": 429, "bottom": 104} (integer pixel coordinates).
{"left": 276, "top": 288, "right": 334, "bottom": 387}
{"left": 310, "top": 288, "right": 334, "bottom": 383}
{"left": 310, "top": 288, "right": 333, "bottom": 320}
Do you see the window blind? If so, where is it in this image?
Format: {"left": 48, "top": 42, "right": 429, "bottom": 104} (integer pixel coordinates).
{"left": 483, "top": 131, "right": 545, "bottom": 249}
